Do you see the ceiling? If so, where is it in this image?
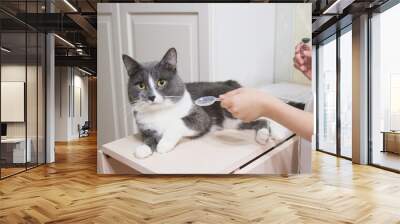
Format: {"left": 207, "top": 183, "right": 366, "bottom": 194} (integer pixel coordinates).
{"left": 0, "top": 0, "right": 394, "bottom": 74}
{"left": 0, "top": 0, "right": 98, "bottom": 74}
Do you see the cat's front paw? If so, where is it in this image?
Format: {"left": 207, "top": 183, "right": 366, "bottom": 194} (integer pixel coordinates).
{"left": 256, "top": 128, "right": 270, "bottom": 144}
{"left": 270, "top": 121, "right": 291, "bottom": 140}
{"left": 156, "top": 141, "right": 175, "bottom": 154}
{"left": 135, "top": 144, "right": 153, "bottom": 159}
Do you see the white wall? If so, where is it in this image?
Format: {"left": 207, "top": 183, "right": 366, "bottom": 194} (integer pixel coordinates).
{"left": 274, "top": 4, "right": 312, "bottom": 86}
{"left": 210, "top": 3, "right": 311, "bottom": 88}
{"left": 55, "top": 67, "right": 69, "bottom": 141}
{"left": 72, "top": 74, "right": 89, "bottom": 138}
{"left": 211, "top": 4, "right": 276, "bottom": 87}
{"left": 54, "top": 67, "right": 89, "bottom": 141}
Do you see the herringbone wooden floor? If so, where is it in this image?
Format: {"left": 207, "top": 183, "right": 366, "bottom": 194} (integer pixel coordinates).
{"left": 1, "top": 134, "right": 399, "bottom": 224}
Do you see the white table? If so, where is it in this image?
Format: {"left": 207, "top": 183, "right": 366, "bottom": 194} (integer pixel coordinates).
{"left": 1, "top": 138, "right": 31, "bottom": 163}
{"left": 98, "top": 130, "right": 302, "bottom": 174}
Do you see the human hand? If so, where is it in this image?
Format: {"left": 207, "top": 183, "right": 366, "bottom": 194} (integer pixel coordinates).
{"left": 219, "top": 88, "right": 279, "bottom": 122}
{"left": 294, "top": 42, "right": 312, "bottom": 80}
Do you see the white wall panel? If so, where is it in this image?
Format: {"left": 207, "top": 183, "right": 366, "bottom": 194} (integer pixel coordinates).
{"left": 98, "top": 7, "right": 123, "bottom": 147}
{"left": 98, "top": 3, "right": 212, "bottom": 146}
{"left": 126, "top": 14, "right": 199, "bottom": 82}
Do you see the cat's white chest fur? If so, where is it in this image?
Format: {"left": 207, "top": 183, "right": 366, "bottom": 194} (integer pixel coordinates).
{"left": 135, "top": 90, "right": 196, "bottom": 136}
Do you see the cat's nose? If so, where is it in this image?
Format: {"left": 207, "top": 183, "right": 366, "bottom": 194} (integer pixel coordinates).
{"left": 148, "top": 96, "right": 156, "bottom": 102}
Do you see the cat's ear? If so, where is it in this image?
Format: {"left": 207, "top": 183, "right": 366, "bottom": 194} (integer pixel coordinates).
{"left": 159, "top": 48, "right": 177, "bottom": 71}
{"left": 122, "top": 54, "right": 141, "bottom": 76}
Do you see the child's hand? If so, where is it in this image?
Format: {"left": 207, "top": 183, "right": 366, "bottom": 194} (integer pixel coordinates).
{"left": 220, "top": 87, "right": 313, "bottom": 141}
{"left": 219, "top": 88, "right": 277, "bottom": 122}
{"left": 294, "top": 42, "right": 312, "bottom": 80}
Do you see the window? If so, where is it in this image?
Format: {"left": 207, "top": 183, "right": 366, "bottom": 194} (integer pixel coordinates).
{"left": 339, "top": 27, "right": 352, "bottom": 158}
{"left": 0, "top": 1, "right": 47, "bottom": 179}
{"left": 390, "top": 75, "right": 400, "bottom": 130}
{"left": 316, "top": 26, "right": 353, "bottom": 159}
{"left": 317, "top": 36, "right": 337, "bottom": 154}
{"left": 370, "top": 2, "right": 400, "bottom": 171}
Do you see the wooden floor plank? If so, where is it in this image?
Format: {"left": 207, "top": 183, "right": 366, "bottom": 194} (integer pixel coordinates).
{"left": 0, "top": 134, "right": 399, "bottom": 223}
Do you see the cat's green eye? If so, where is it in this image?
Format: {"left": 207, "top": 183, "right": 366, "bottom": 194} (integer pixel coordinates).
{"left": 157, "top": 79, "right": 167, "bottom": 87}
{"left": 136, "top": 82, "right": 146, "bottom": 90}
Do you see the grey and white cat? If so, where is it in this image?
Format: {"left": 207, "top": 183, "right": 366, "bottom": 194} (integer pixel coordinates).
{"left": 122, "top": 48, "right": 288, "bottom": 158}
